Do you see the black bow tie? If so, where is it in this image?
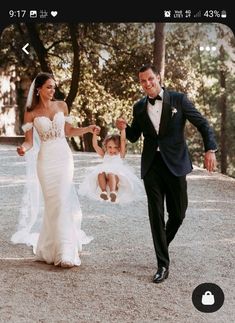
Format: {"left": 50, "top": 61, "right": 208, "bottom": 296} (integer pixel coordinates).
{"left": 148, "top": 95, "right": 162, "bottom": 105}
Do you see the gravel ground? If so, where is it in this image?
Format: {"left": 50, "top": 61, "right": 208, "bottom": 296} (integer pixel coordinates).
{"left": 0, "top": 144, "right": 234, "bottom": 323}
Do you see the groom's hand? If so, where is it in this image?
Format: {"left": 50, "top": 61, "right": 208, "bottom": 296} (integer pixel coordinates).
{"left": 204, "top": 151, "right": 217, "bottom": 173}
{"left": 116, "top": 118, "right": 127, "bottom": 130}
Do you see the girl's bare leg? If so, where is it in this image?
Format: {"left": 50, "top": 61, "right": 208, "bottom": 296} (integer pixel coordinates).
{"left": 107, "top": 174, "right": 119, "bottom": 202}
{"left": 98, "top": 172, "right": 108, "bottom": 200}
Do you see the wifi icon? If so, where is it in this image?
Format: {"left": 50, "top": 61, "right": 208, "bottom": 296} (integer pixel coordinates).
{"left": 194, "top": 11, "right": 201, "bottom": 18}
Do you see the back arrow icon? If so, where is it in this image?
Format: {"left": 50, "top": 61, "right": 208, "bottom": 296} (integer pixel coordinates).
{"left": 22, "top": 43, "right": 29, "bottom": 55}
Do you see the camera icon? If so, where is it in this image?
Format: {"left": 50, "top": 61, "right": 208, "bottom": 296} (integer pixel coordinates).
{"left": 164, "top": 10, "right": 171, "bottom": 17}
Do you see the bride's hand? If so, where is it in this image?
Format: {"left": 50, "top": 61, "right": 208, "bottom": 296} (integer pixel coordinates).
{"left": 87, "top": 125, "right": 100, "bottom": 134}
{"left": 17, "top": 146, "right": 26, "bottom": 156}
{"left": 93, "top": 126, "right": 101, "bottom": 135}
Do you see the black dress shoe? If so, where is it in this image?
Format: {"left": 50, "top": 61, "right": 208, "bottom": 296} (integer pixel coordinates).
{"left": 153, "top": 267, "right": 169, "bottom": 283}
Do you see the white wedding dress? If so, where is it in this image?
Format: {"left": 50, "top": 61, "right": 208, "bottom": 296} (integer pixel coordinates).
{"left": 11, "top": 111, "right": 93, "bottom": 266}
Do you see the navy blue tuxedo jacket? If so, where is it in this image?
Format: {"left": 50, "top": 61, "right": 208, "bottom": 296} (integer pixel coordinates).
{"left": 126, "top": 90, "right": 217, "bottom": 178}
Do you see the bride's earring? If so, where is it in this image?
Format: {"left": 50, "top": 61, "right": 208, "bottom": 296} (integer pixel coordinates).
{"left": 36, "top": 90, "right": 39, "bottom": 96}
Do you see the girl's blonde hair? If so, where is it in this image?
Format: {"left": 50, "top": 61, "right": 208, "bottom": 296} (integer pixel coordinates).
{"left": 102, "top": 134, "right": 120, "bottom": 150}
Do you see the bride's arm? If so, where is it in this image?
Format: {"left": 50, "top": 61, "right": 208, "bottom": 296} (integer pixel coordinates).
{"left": 66, "top": 124, "right": 97, "bottom": 137}
{"left": 63, "top": 102, "right": 97, "bottom": 137}
{"left": 17, "top": 111, "right": 34, "bottom": 156}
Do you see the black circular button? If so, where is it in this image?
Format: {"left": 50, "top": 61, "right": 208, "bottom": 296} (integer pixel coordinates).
{"left": 192, "top": 283, "right": 224, "bottom": 313}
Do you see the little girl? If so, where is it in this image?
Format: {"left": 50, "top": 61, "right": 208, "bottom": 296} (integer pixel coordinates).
{"left": 78, "top": 128, "right": 143, "bottom": 203}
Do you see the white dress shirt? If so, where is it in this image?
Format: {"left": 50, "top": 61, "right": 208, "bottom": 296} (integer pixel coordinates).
{"left": 147, "top": 88, "right": 164, "bottom": 134}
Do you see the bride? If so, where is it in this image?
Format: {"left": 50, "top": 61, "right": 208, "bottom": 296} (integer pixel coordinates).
{"left": 13, "top": 72, "right": 97, "bottom": 268}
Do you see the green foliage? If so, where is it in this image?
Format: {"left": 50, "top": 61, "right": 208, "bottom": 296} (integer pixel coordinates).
{"left": 0, "top": 22, "right": 235, "bottom": 176}
{"left": 164, "top": 23, "right": 235, "bottom": 177}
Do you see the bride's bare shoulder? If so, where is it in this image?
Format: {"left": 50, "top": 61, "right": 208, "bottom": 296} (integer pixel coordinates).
{"left": 24, "top": 110, "right": 34, "bottom": 123}
{"left": 54, "top": 100, "right": 68, "bottom": 114}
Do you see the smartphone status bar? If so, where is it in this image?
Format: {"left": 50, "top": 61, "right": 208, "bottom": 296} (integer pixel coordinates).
{"left": 163, "top": 9, "right": 227, "bottom": 19}
{"left": 2, "top": 7, "right": 232, "bottom": 28}
{"left": 6, "top": 8, "right": 229, "bottom": 21}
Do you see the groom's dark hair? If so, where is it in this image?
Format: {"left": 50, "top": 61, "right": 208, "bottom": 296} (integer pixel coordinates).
{"left": 138, "top": 63, "right": 160, "bottom": 76}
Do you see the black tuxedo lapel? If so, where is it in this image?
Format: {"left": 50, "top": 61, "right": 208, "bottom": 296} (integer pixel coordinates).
{"left": 159, "top": 91, "right": 172, "bottom": 137}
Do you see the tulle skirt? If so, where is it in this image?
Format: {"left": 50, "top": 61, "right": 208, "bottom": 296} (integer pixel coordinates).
{"left": 78, "top": 157, "right": 144, "bottom": 203}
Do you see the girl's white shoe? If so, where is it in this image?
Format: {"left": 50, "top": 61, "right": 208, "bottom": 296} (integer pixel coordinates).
{"left": 100, "top": 191, "right": 108, "bottom": 200}
{"left": 110, "top": 191, "right": 117, "bottom": 202}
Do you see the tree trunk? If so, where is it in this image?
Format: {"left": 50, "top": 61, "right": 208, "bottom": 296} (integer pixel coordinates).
{"left": 219, "top": 45, "right": 227, "bottom": 174}
{"left": 153, "top": 23, "right": 166, "bottom": 84}
{"left": 25, "top": 23, "right": 65, "bottom": 100}
{"left": 65, "top": 23, "right": 81, "bottom": 112}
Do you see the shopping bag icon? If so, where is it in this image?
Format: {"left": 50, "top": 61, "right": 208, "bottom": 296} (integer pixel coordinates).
{"left": 201, "top": 291, "right": 215, "bottom": 305}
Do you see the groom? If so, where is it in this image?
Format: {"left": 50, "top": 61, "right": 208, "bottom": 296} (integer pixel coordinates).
{"left": 116, "top": 63, "right": 217, "bottom": 283}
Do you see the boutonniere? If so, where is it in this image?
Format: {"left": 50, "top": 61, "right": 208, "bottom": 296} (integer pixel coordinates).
{"left": 171, "top": 107, "right": 177, "bottom": 117}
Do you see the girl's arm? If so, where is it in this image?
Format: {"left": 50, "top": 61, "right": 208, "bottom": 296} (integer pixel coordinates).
{"left": 63, "top": 102, "right": 97, "bottom": 137}
{"left": 92, "top": 132, "right": 104, "bottom": 157}
{"left": 17, "top": 111, "right": 34, "bottom": 156}
{"left": 120, "top": 128, "right": 126, "bottom": 158}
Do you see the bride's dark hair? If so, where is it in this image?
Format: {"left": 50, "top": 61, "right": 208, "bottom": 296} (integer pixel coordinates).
{"left": 26, "top": 72, "right": 55, "bottom": 111}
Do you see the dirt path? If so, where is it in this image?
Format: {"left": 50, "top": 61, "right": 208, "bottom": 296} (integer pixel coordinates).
{"left": 0, "top": 145, "right": 234, "bottom": 322}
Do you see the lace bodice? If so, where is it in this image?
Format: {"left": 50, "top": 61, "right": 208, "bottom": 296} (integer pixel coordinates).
{"left": 22, "top": 112, "right": 73, "bottom": 142}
